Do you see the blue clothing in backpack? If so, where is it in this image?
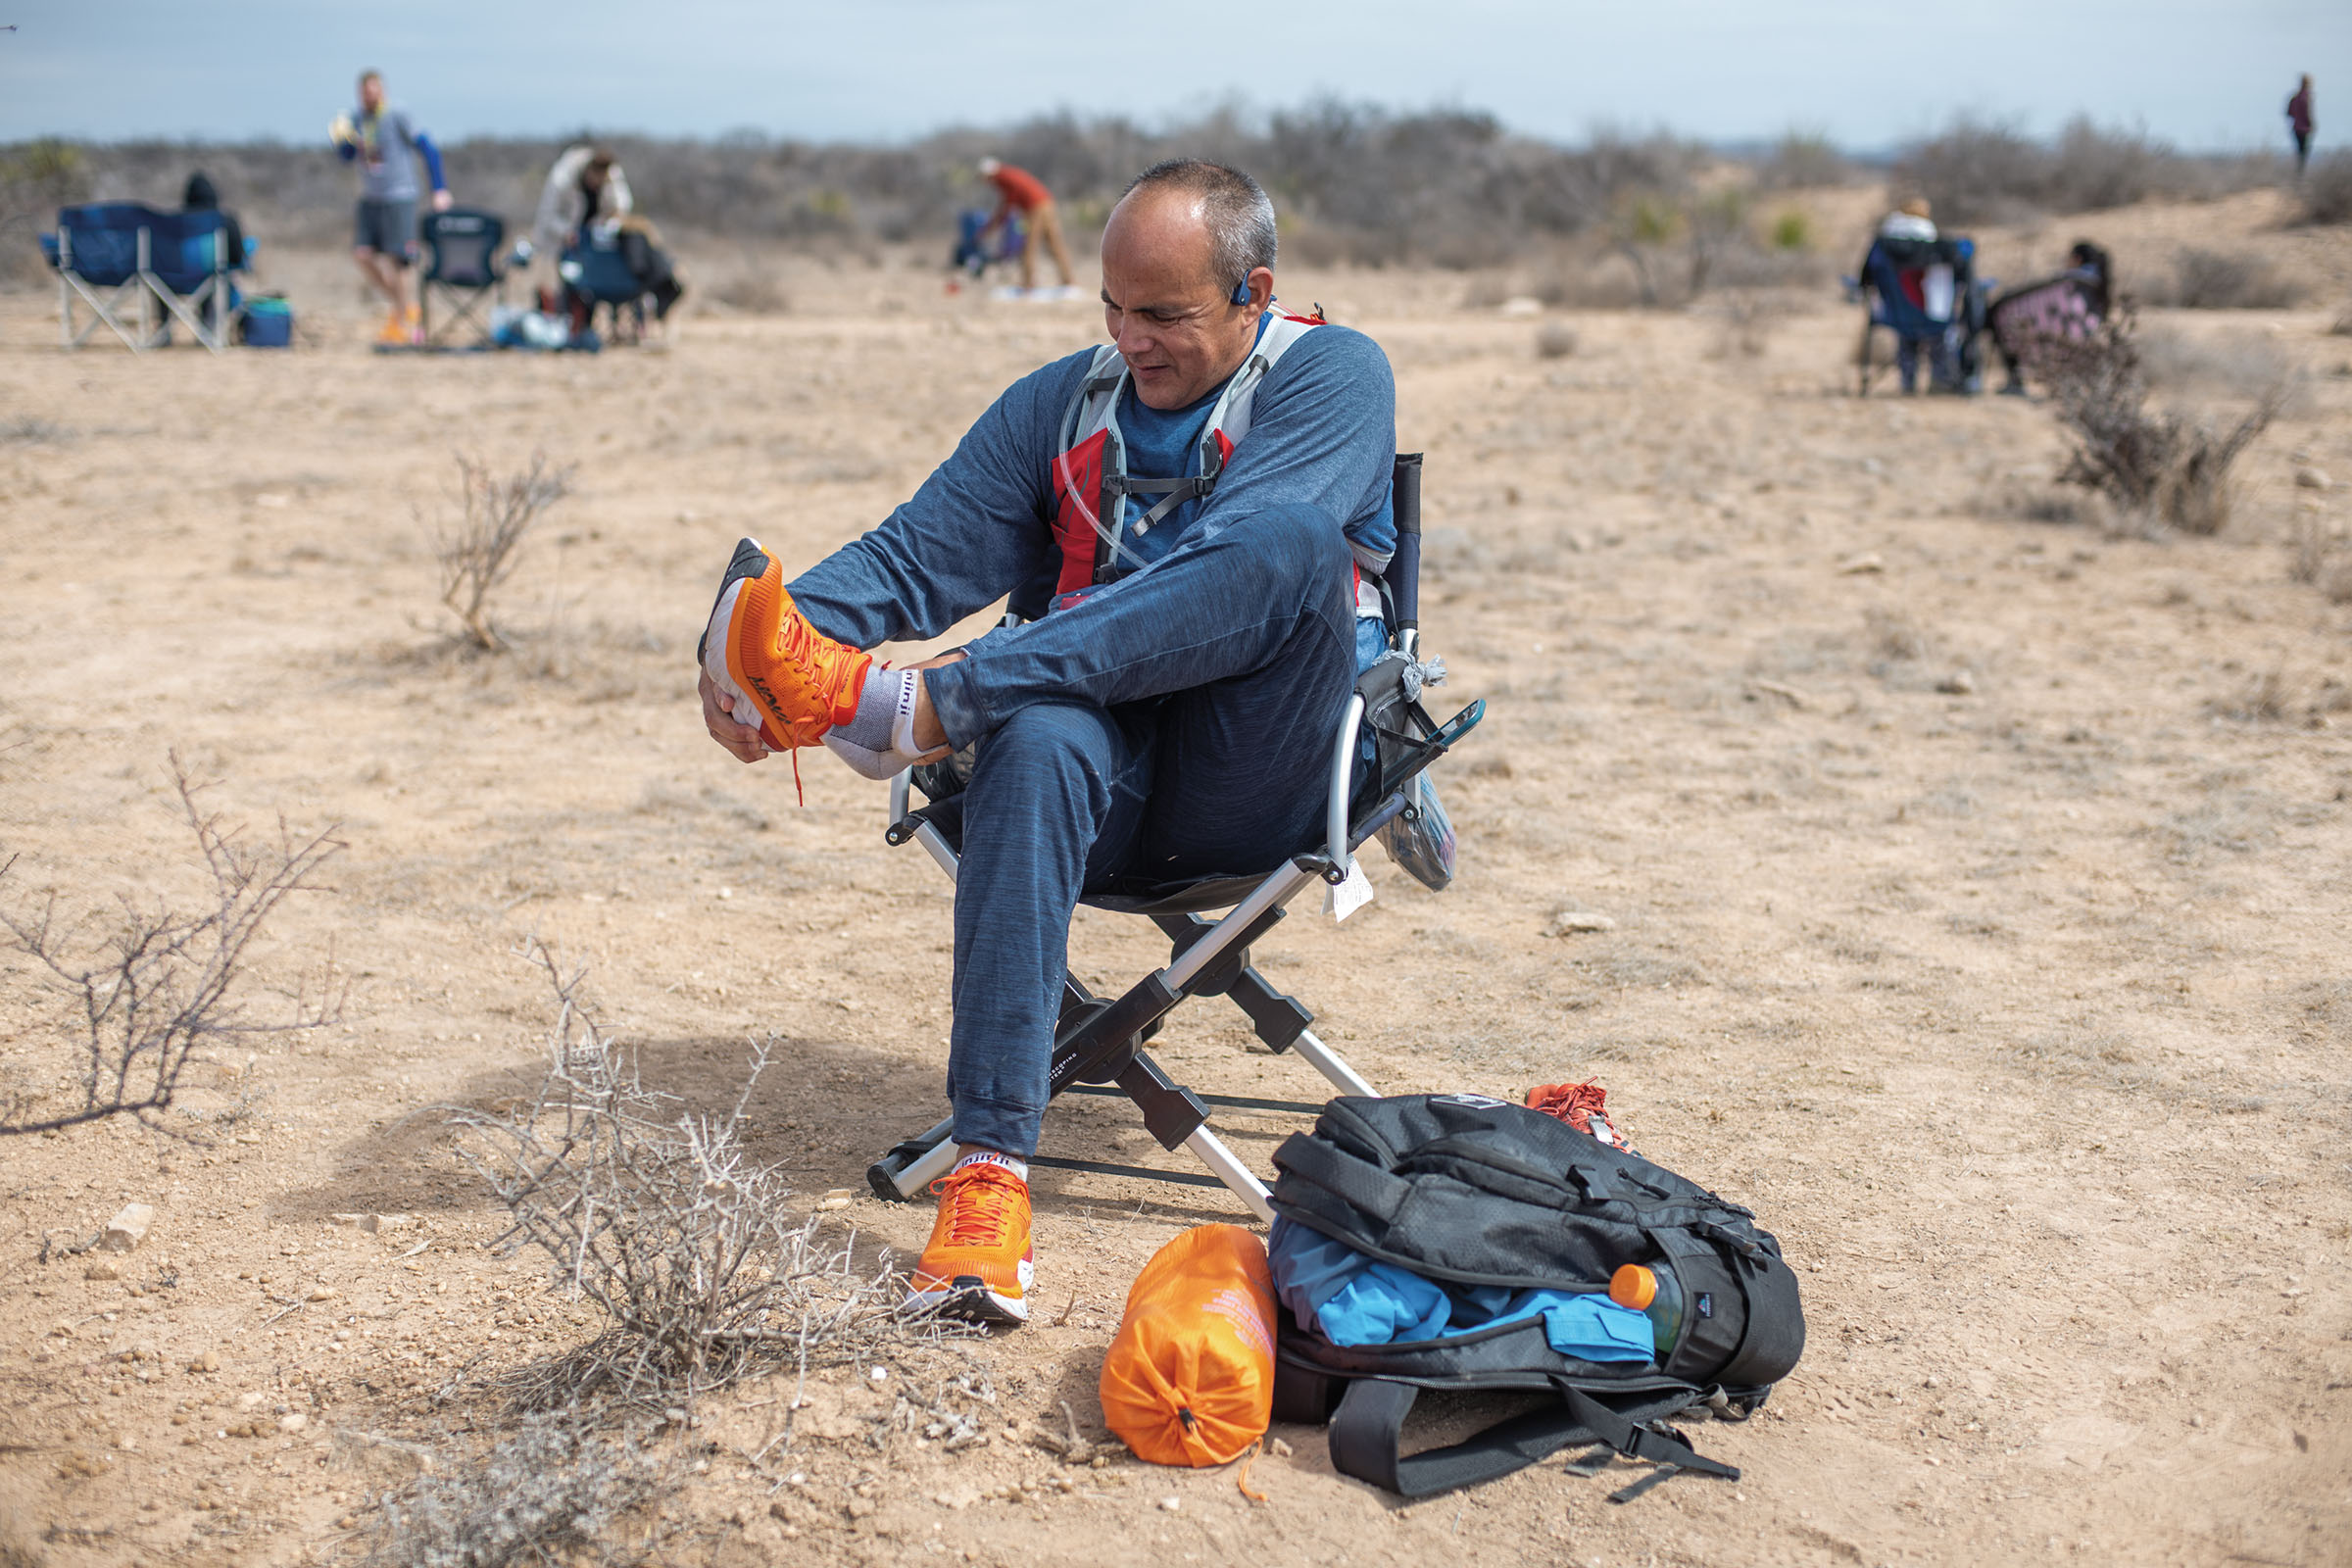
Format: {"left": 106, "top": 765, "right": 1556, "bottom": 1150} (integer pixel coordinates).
{"left": 1268, "top": 1218, "right": 1654, "bottom": 1361}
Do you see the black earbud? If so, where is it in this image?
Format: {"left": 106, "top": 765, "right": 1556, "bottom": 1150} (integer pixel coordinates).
{"left": 1230, "top": 279, "right": 1251, "bottom": 306}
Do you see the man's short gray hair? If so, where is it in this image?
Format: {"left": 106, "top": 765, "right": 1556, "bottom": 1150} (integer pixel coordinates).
{"left": 1121, "top": 159, "right": 1277, "bottom": 289}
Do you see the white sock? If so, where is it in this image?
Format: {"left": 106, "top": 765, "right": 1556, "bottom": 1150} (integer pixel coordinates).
{"left": 954, "top": 1150, "right": 1028, "bottom": 1183}
{"left": 822, "top": 665, "right": 930, "bottom": 779}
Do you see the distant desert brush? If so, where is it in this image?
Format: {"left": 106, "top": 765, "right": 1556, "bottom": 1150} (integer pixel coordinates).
{"left": 431, "top": 453, "right": 572, "bottom": 653}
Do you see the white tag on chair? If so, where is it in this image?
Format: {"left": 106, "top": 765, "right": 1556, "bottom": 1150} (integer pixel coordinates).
{"left": 1324, "top": 859, "right": 1374, "bottom": 921}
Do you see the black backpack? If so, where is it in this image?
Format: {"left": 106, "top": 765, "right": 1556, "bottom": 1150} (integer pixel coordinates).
{"left": 1267, "top": 1094, "right": 1806, "bottom": 1496}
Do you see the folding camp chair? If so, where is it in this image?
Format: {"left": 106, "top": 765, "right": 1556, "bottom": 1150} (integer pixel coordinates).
{"left": 558, "top": 239, "right": 646, "bottom": 344}
{"left": 139, "top": 208, "right": 246, "bottom": 353}
{"left": 1850, "top": 233, "right": 1990, "bottom": 397}
{"left": 865, "top": 455, "right": 1486, "bottom": 1221}
{"left": 46, "top": 202, "right": 243, "bottom": 353}
{"left": 417, "top": 208, "right": 508, "bottom": 348}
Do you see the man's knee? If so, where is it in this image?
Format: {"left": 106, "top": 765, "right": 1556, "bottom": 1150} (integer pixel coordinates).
{"left": 1226, "top": 502, "right": 1350, "bottom": 583}
{"left": 972, "top": 703, "right": 1120, "bottom": 786}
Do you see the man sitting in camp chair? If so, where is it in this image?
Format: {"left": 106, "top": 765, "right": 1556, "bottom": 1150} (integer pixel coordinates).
{"left": 695, "top": 159, "right": 1396, "bottom": 1327}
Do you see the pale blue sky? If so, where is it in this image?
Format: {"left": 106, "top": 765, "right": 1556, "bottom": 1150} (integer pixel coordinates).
{"left": 1, "top": 0, "right": 2342, "bottom": 151}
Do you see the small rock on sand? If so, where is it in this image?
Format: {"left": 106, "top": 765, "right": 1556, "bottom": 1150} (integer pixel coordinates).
{"left": 102, "top": 1203, "right": 155, "bottom": 1253}
{"left": 1551, "top": 910, "right": 1617, "bottom": 935}
{"left": 1835, "top": 553, "right": 1886, "bottom": 575}
{"left": 1936, "top": 669, "right": 1978, "bottom": 695}
{"left": 2294, "top": 466, "right": 2330, "bottom": 490}
{"left": 82, "top": 1260, "right": 120, "bottom": 1281}
{"left": 189, "top": 1350, "right": 220, "bottom": 1373}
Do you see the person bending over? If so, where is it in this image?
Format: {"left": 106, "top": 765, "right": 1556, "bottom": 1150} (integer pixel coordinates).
{"left": 695, "top": 160, "right": 1395, "bottom": 1325}
{"left": 330, "top": 70, "right": 452, "bottom": 346}
{"left": 533, "top": 145, "right": 683, "bottom": 336}
{"left": 978, "top": 156, "right": 1078, "bottom": 294}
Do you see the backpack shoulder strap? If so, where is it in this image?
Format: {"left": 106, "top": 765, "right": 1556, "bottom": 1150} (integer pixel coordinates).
{"left": 1056, "top": 344, "right": 1127, "bottom": 453}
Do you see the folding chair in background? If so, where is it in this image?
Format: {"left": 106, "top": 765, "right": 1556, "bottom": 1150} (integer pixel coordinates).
{"left": 416, "top": 208, "right": 508, "bottom": 348}
{"left": 558, "top": 239, "right": 646, "bottom": 344}
{"left": 45, "top": 203, "right": 164, "bottom": 352}
{"left": 866, "top": 455, "right": 1486, "bottom": 1220}
{"left": 140, "top": 207, "right": 248, "bottom": 353}
{"left": 1850, "top": 233, "right": 1990, "bottom": 396}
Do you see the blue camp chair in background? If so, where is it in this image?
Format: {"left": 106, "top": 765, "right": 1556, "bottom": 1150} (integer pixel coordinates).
{"left": 558, "top": 236, "right": 645, "bottom": 344}
{"left": 950, "top": 208, "right": 1026, "bottom": 279}
{"left": 416, "top": 208, "right": 508, "bottom": 348}
{"left": 1849, "top": 234, "right": 1990, "bottom": 396}
{"left": 43, "top": 202, "right": 248, "bottom": 353}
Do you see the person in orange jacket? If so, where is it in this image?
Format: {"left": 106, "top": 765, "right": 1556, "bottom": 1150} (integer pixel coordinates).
{"left": 977, "top": 157, "right": 1077, "bottom": 293}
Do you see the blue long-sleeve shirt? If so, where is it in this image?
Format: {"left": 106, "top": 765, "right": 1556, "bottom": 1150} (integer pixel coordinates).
{"left": 790, "top": 318, "right": 1396, "bottom": 649}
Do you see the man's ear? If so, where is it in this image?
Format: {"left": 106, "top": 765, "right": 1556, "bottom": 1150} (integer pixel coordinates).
{"left": 1245, "top": 267, "right": 1275, "bottom": 315}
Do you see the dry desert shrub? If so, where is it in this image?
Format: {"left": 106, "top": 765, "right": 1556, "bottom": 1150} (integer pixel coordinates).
{"left": 699, "top": 247, "right": 791, "bottom": 315}
{"left": 11, "top": 109, "right": 1708, "bottom": 274}
{"left": 1708, "top": 290, "right": 1789, "bottom": 359}
{"left": 1891, "top": 116, "right": 2278, "bottom": 224}
{"left": 2152, "top": 248, "right": 2306, "bottom": 310}
{"left": 366, "top": 1416, "right": 668, "bottom": 1568}
{"left": 0, "top": 760, "right": 342, "bottom": 1140}
{"left": 2287, "top": 514, "right": 2352, "bottom": 604}
{"left": 1534, "top": 320, "right": 1578, "bottom": 360}
{"left": 1752, "top": 129, "right": 1851, "bottom": 190}
{"left": 431, "top": 453, "right": 573, "bottom": 653}
{"left": 0, "top": 138, "right": 90, "bottom": 286}
{"left": 452, "top": 941, "right": 981, "bottom": 1410}
{"left": 2041, "top": 310, "right": 2278, "bottom": 535}
{"left": 2302, "top": 151, "right": 2352, "bottom": 225}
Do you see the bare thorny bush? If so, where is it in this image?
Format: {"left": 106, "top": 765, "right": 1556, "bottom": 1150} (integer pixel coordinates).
{"left": 2040, "top": 307, "right": 2279, "bottom": 536}
{"left": 431, "top": 454, "right": 573, "bottom": 653}
{"left": 0, "top": 760, "right": 342, "bottom": 1144}
{"left": 372, "top": 943, "right": 994, "bottom": 1565}
{"left": 451, "top": 940, "right": 986, "bottom": 1413}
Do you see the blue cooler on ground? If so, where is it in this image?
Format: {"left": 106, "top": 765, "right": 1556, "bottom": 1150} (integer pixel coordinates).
{"left": 239, "top": 295, "right": 292, "bottom": 348}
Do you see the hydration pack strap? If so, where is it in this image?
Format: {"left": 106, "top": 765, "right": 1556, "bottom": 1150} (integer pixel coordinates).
{"left": 1110, "top": 472, "right": 1217, "bottom": 535}
{"left": 1325, "top": 1376, "right": 1738, "bottom": 1498}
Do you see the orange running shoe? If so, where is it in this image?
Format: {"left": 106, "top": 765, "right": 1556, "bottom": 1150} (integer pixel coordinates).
{"left": 699, "top": 537, "right": 872, "bottom": 751}
{"left": 904, "top": 1157, "right": 1033, "bottom": 1325}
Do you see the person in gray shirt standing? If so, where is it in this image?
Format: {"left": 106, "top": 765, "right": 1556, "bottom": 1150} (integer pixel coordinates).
{"left": 329, "top": 70, "right": 452, "bottom": 346}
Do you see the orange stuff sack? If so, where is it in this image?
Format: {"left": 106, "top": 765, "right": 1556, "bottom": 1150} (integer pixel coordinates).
{"left": 1098, "top": 1224, "right": 1277, "bottom": 1466}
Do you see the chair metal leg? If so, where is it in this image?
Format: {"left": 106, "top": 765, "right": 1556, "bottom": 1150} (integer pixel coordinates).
{"left": 1291, "top": 1029, "right": 1377, "bottom": 1099}
{"left": 1182, "top": 1127, "right": 1275, "bottom": 1221}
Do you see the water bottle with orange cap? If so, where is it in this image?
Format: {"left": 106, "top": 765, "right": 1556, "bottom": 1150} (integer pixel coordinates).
{"left": 1608, "top": 1261, "right": 1687, "bottom": 1361}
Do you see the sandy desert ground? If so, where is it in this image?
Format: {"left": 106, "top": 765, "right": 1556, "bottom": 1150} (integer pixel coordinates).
{"left": 1, "top": 186, "right": 2349, "bottom": 1568}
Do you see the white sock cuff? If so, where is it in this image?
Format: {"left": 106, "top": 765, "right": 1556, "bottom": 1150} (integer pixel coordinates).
{"left": 891, "top": 669, "right": 922, "bottom": 759}
{"left": 954, "top": 1149, "right": 1028, "bottom": 1183}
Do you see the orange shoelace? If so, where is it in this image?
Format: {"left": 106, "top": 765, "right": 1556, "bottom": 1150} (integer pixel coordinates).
{"left": 933, "top": 1164, "right": 1026, "bottom": 1249}
{"left": 771, "top": 608, "right": 867, "bottom": 739}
